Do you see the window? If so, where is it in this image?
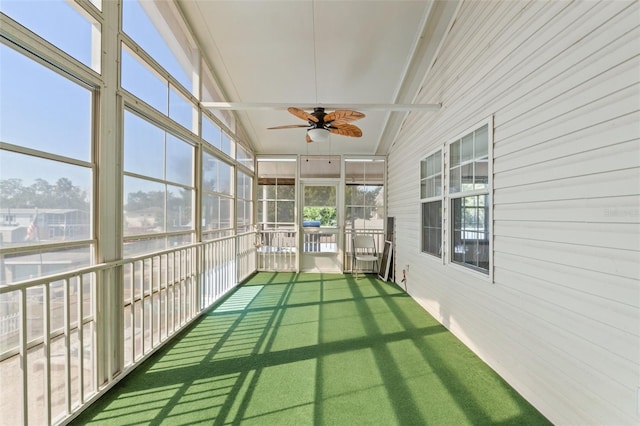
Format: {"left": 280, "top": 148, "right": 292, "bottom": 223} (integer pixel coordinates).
{"left": 449, "top": 123, "right": 491, "bottom": 274}
{"left": 236, "top": 171, "right": 253, "bottom": 233}
{"left": 419, "top": 120, "right": 492, "bottom": 275}
{"left": 122, "top": 0, "right": 194, "bottom": 91}
{"left": 0, "top": 43, "right": 94, "bottom": 283}
{"left": 202, "top": 150, "right": 234, "bottom": 240}
{"left": 345, "top": 159, "right": 385, "bottom": 231}
{"left": 203, "top": 114, "right": 235, "bottom": 158}
{"left": 236, "top": 144, "right": 254, "bottom": 172}
{"left": 123, "top": 110, "right": 194, "bottom": 255}
{"left": 420, "top": 150, "right": 442, "bottom": 257}
{"left": 257, "top": 159, "right": 296, "bottom": 229}
{"left": 1, "top": 0, "right": 101, "bottom": 72}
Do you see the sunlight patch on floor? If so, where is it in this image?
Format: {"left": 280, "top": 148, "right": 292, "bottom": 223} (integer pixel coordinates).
{"left": 214, "top": 285, "right": 264, "bottom": 312}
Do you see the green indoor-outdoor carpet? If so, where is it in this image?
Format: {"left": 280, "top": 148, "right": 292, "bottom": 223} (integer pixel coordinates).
{"left": 72, "top": 272, "right": 551, "bottom": 425}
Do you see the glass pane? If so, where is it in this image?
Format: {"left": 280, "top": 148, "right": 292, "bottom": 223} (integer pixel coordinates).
{"left": 475, "top": 124, "right": 489, "bottom": 159}
{"left": 450, "top": 167, "right": 460, "bottom": 193}
{"left": 123, "top": 177, "right": 165, "bottom": 236}
{"left": 420, "top": 159, "right": 427, "bottom": 179}
{"left": 0, "top": 44, "right": 92, "bottom": 161}
{"left": 202, "top": 193, "right": 220, "bottom": 230}
{"left": 166, "top": 134, "right": 193, "bottom": 186}
{"left": 221, "top": 133, "right": 235, "bottom": 158}
{"left": 236, "top": 145, "right": 254, "bottom": 171}
{"left": 202, "top": 115, "right": 221, "bottom": 148}
{"left": 278, "top": 184, "right": 295, "bottom": 200}
{"left": 169, "top": 85, "right": 195, "bottom": 132}
{"left": 121, "top": 46, "right": 168, "bottom": 114}
{"left": 0, "top": 151, "right": 92, "bottom": 247}
{"left": 461, "top": 163, "right": 474, "bottom": 192}
{"left": 219, "top": 197, "right": 233, "bottom": 229}
{"left": 1, "top": 246, "right": 92, "bottom": 286}
{"left": 474, "top": 160, "right": 489, "bottom": 190}
{"left": 450, "top": 141, "right": 460, "bottom": 167}
{"left": 122, "top": 0, "right": 192, "bottom": 90}
{"left": 123, "top": 236, "right": 166, "bottom": 257}
{"left": 434, "top": 175, "right": 442, "bottom": 197}
{"left": 167, "top": 185, "right": 192, "bottom": 231}
{"left": 303, "top": 186, "right": 336, "bottom": 228}
{"left": 123, "top": 111, "right": 165, "bottom": 179}
{"left": 278, "top": 201, "right": 295, "bottom": 223}
{"left": 461, "top": 134, "right": 474, "bottom": 163}
{"left": 1, "top": 0, "right": 101, "bottom": 71}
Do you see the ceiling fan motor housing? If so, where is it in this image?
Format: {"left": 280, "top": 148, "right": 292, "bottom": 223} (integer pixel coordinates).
{"left": 311, "top": 107, "right": 327, "bottom": 129}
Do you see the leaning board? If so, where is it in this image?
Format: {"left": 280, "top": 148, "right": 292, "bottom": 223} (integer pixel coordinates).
{"left": 378, "top": 240, "right": 393, "bottom": 281}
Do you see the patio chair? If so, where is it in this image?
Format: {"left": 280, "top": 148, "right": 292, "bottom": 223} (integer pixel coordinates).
{"left": 352, "top": 235, "right": 379, "bottom": 279}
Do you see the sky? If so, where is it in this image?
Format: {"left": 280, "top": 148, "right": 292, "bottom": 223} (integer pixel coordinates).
{"left": 0, "top": 0, "right": 194, "bottom": 194}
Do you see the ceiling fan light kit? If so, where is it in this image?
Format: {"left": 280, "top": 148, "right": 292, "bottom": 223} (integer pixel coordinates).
{"left": 307, "top": 128, "right": 330, "bottom": 143}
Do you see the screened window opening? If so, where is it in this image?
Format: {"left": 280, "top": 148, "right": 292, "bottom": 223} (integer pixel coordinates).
{"left": 123, "top": 110, "right": 194, "bottom": 256}
{"left": 1, "top": 0, "right": 101, "bottom": 72}
{"left": 236, "top": 171, "right": 253, "bottom": 234}
{"left": 202, "top": 150, "right": 234, "bottom": 240}
{"left": 345, "top": 159, "right": 385, "bottom": 231}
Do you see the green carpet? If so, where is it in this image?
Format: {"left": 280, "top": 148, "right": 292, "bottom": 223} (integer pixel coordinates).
{"left": 72, "top": 272, "right": 550, "bottom": 425}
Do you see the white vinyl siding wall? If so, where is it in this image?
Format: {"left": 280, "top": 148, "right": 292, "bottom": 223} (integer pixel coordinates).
{"left": 387, "top": 1, "right": 640, "bottom": 425}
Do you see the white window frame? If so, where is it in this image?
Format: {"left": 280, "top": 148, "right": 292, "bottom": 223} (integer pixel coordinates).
{"left": 446, "top": 117, "right": 493, "bottom": 281}
{"left": 419, "top": 147, "right": 445, "bottom": 261}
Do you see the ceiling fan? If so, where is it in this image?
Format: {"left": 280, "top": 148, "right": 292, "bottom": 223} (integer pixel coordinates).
{"left": 267, "top": 107, "right": 365, "bottom": 143}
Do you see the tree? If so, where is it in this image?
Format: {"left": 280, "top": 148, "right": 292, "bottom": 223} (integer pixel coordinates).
{"left": 0, "top": 178, "right": 89, "bottom": 210}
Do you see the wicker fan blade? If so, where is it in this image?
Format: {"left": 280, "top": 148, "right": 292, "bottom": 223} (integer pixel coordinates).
{"left": 328, "top": 124, "right": 363, "bottom": 138}
{"left": 267, "top": 124, "right": 310, "bottom": 130}
{"left": 324, "top": 110, "right": 365, "bottom": 123}
{"left": 288, "top": 107, "right": 319, "bottom": 123}
{"left": 306, "top": 133, "right": 313, "bottom": 143}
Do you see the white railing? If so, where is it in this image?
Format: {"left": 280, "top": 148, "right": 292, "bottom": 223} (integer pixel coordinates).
{"left": 257, "top": 229, "right": 297, "bottom": 271}
{"left": 0, "top": 232, "right": 257, "bottom": 426}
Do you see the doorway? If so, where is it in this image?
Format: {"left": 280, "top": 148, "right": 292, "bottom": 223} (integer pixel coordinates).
{"left": 300, "top": 182, "right": 342, "bottom": 272}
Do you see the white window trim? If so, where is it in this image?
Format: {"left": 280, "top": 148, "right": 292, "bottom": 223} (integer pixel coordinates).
{"left": 445, "top": 116, "right": 494, "bottom": 282}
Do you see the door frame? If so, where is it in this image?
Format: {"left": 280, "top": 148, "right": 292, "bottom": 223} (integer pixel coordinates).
{"left": 299, "top": 179, "right": 343, "bottom": 273}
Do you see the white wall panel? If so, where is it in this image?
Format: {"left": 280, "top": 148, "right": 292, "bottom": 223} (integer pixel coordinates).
{"left": 387, "top": 0, "right": 640, "bottom": 424}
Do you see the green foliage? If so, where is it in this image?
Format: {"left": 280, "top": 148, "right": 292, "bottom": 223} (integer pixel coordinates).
{"left": 0, "top": 178, "right": 89, "bottom": 210}
{"left": 303, "top": 207, "right": 336, "bottom": 226}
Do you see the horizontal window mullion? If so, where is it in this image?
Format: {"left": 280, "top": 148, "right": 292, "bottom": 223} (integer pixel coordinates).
{"left": 0, "top": 16, "right": 102, "bottom": 88}
{"left": 0, "top": 239, "right": 96, "bottom": 257}
{"left": 123, "top": 230, "right": 194, "bottom": 242}
{"left": 123, "top": 171, "right": 194, "bottom": 191}
{"left": 448, "top": 189, "right": 489, "bottom": 199}
{"left": 0, "top": 142, "right": 94, "bottom": 170}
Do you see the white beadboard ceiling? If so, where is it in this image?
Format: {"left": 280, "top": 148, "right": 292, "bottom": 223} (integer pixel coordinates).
{"left": 178, "top": 0, "right": 459, "bottom": 156}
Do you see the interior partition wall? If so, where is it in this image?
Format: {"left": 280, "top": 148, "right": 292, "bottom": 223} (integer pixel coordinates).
{"left": 0, "top": 2, "right": 256, "bottom": 424}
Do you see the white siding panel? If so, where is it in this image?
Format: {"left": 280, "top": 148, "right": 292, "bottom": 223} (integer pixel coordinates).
{"left": 494, "top": 168, "right": 640, "bottom": 204}
{"left": 387, "top": 0, "right": 640, "bottom": 424}
{"left": 494, "top": 111, "right": 639, "bottom": 173}
{"left": 494, "top": 236, "right": 639, "bottom": 280}
{"left": 495, "top": 220, "right": 639, "bottom": 251}
{"left": 494, "top": 195, "right": 640, "bottom": 224}
{"left": 495, "top": 138, "right": 640, "bottom": 189}
{"left": 494, "top": 251, "right": 639, "bottom": 307}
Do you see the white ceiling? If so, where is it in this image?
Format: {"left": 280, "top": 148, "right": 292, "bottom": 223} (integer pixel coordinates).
{"left": 178, "top": 0, "right": 459, "bottom": 156}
